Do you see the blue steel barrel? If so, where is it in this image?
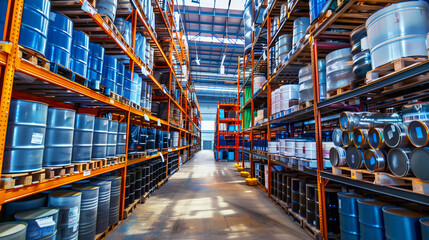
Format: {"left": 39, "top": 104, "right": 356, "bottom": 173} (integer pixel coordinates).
{"left": 48, "top": 191, "right": 81, "bottom": 240}
{"left": 130, "top": 73, "right": 139, "bottom": 103}
{"left": 4, "top": 194, "right": 47, "bottom": 221}
{"left": 123, "top": 70, "right": 132, "bottom": 100}
{"left": 293, "top": 17, "right": 310, "bottom": 46}
{"left": 0, "top": 222, "right": 27, "bottom": 240}
{"left": 102, "top": 55, "right": 117, "bottom": 93}
{"left": 366, "top": 1, "right": 429, "bottom": 69}
{"left": 309, "top": 0, "right": 326, "bottom": 22}
{"left": 70, "top": 30, "right": 89, "bottom": 77}
{"left": 116, "top": 122, "right": 127, "bottom": 156}
{"left": 14, "top": 207, "right": 59, "bottom": 240}
{"left": 337, "top": 192, "right": 364, "bottom": 240}
{"left": 72, "top": 114, "right": 95, "bottom": 163}
{"left": 46, "top": 12, "right": 73, "bottom": 68}
{"left": 96, "top": 0, "right": 118, "bottom": 22}
{"left": 0, "top": 1, "right": 7, "bottom": 40}
{"left": 87, "top": 43, "right": 105, "bottom": 90}
{"left": 88, "top": 181, "right": 111, "bottom": 234}
{"left": 19, "top": 0, "right": 50, "bottom": 56}
{"left": 4, "top": 99, "right": 48, "bottom": 173}
{"left": 420, "top": 217, "right": 429, "bottom": 240}
{"left": 106, "top": 120, "right": 118, "bottom": 157}
{"left": 383, "top": 206, "right": 426, "bottom": 240}
{"left": 114, "top": 18, "right": 131, "bottom": 46}
{"left": 116, "top": 62, "right": 125, "bottom": 96}
{"left": 278, "top": 34, "right": 292, "bottom": 62}
{"left": 43, "top": 108, "right": 75, "bottom": 167}
{"left": 98, "top": 175, "right": 121, "bottom": 226}
{"left": 92, "top": 118, "right": 108, "bottom": 159}
{"left": 71, "top": 186, "right": 99, "bottom": 240}
{"left": 357, "top": 199, "right": 391, "bottom": 240}
{"left": 326, "top": 48, "right": 354, "bottom": 92}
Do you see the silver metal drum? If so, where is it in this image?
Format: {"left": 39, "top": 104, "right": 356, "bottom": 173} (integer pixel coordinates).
{"left": 4, "top": 194, "right": 47, "bottom": 221}
{"left": 366, "top": 1, "right": 429, "bottom": 69}
{"left": 48, "top": 191, "right": 81, "bottom": 240}
{"left": 279, "top": 34, "right": 292, "bottom": 61}
{"left": 353, "top": 129, "right": 368, "bottom": 148}
{"left": 43, "top": 108, "right": 75, "bottom": 167}
{"left": 293, "top": 17, "right": 310, "bottom": 46}
{"left": 383, "top": 122, "right": 410, "bottom": 148}
{"left": 326, "top": 48, "right": 354, "bottom": 92}
{"left": 332, "top": 128, "right": 343, "bottom": 146}
{"left": 0, "top": 222, "right": 27, "bottom": 240}
{"left": 410, "top": 147, "right": 429, "bottom": 182}
{"left": 387, "top": 148, "right": 414, "bottom": 177}
{"left": 96, "top": 0, "right": 118, "bottom": 22}
{"left": 4, "top": 99, "right": 48, "bottom": 173}
{"left": 71, "top": 186, "right": 99, "bottom": 240}
{"left": 364, "top": 149, "right": 386, "bottom": 172}
{"left": 98, "top": 175, "right": 121, "bottom": 226}
{"left": 368, "top": 128, "right": 386, "bottom": 149}
{"left": 329, "top": 146, "right": 347, "bottom": 166}
{"left": 339, "top": 112, "right": 401, "bottom": 131}
{"left": 408, "top": 121, "right": 429, "bottom": 147}
{"left": 14, "top": 207, "right": 59, "bottom": 240}
{"left": 72, "top": 114, "right": 95, "bottom": 163}
{"left": 341, "top": 131, "right": 354, "bottom": 147}
{"left": 346, "top": 147, "right": 365, "bottom": 169}
{"left": 92, "top": 118, "right": 108, "bottom": 159}
{"left": 116, "top": 122, "right": 127, "bottom": 156}
{"left": 106, "top": 120, "right": 118, "bottom": 157}
{"left": 88, "top": 181, "right": 111, "bottom": 234}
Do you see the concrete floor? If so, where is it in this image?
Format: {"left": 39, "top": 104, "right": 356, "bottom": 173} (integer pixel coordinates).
{"left": 107, "top": 150, "right": 311, "bottom": 240}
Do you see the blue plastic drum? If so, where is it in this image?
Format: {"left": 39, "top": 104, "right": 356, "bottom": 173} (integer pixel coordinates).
{"left": 72, "top": 114, "right": 95, "bottom": 163}
{"left": 87, "top": 43, "right": 105, "bottom": 90}
{"left": 70, "top": 30, "right": 89, "bottom": 77}
{"left": 114, "top": 18, "right": 131, "bottom": 46}
{"left": 309, "top": 0, "right": 326, "bottom": 22}
{"left": 92, "top": 118, "right": 108, "bottom": 159}
{"left": 116, "top": 62, "right": 125, "bottom": 96}
{"left": 96, "top": 0, "right": 117, "bottom": 22}
{"left": 357, "top": 199, "right": 391, "bottom": 240}
{"left": 46, "top": 12, "right": 73, "bottom": 68}
{"left": 48, "top": 191, "right": 81, "bottom": 240}
{"left": 337, "top": 192, "right": 364, "bottom": 240}
{"left": 106, "top": 120, "right": 118, "bottom": 157}
{"left": 123, "top": 70, "right": 132, "bottom": 99}
{"left": 383, "top": 206, "right": 426, "bottom": 240}
{"left": 14, "top": 207, "right": 59, "bottom": 240}
{"left": 101, "top": 54, "right": 117, "bottom": 93}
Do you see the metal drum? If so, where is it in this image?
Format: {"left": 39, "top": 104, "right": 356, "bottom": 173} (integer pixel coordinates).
{"left": 342, "top": 131, "right": 354, "bottom": 147}
{"left": 353, "top": 129, "right": 368, "bottom": 148}
{"left": 98, "top": 175, "right": 121, "bottom": 226}
{"left": 19, "top": 0, "right": 50, "bottom": 56}
{"left": 102, "top": 55, "right": 117, "bottom": 93}
{"left": 364, "top": 149, "right": 386, "bottom": 172}
{"left": 70, "top": 30, "right": 89, "bottom": 77}
{"left": 116, "top": 62, "right": 125, "bottom": 96}
{"left": 243, "top": 0, "right": 252, "bottom": 54}
{"left": 298, "top": 61, "right": 327, "bottom": 103}
{"left": 4, "top": 194, "right": 47, "bottom": 221}
{"left": 332, "top": 128, "right": 343, "bottom": 146}
{"left": 123, "top": 70, "right": 132, "bottom": 100}
{"left": 280, "top": 3, "right": 287, "bottom": 21}
{"left": 278, "top": 34, "right": 292, "bottom": 61}
{"left": 350, "top": 25, "right": 371, "bottom": 80}
{"left": 293, "top": 17, "right": 310, "bottom": 46}
{"left": 387, "top": 148, "right": 413, "bottom": 177}
{"left": 326, "top": 48, "right": 354, "bottom": 92}
{"left": 383, "top": 123, "right": 410, "bottom": 148}
{"left": 306, "top": 184, "right": 317, "bottom": 226}
{"left": 96, "top": 0, "right": 118, "bottom": 22}
{"left": 43, "top": 108, "right": 75, "bottom": 167}
{"left": 130, "top": 74, "right": 139, "bottom": 104}
{"left": 350, "top": 25, "right": 367, "bottom": 55}
{"left": 330, "top": 146, "right": 347, "bottom": 166}
{"left": 299, "top": 181, "right": 307, "bottom": 217}
{"left": 383, "top": 206, "right": 426, "bottom": 240}
{"left": 88, "top": 181, "right": 111, "bottom": 234}
{"left": 420, "top": 217, "right": 429, "bottom": 240}
{"left": 46, "top": 12, "right": 73, "bottom": 68}
{"left": 71, "top": 186, "right": 99, "bottom": 240}
{"left": 87, "top": 43, "right": 105, "bottom": 90}
{"left": 48, "top": 191, "right": 81, "bottom": 240}
{"left": 315, "top": 188, "right": 341, "bottom": 233}
{"left": 114, "top": 18, "right": 131, "bottom": 46}
{"left": 72, "top": 114, "right": 95, "bottom": 163}
{"left": 291, "top": 178, "right": 300, "bottom": 213}
{"left": 410, "top": 147, "right": 429, "bottom": 182}
{"left": 92, "top": 118, "right": 108, "bottom": 159}
{"left": 309, "top": 0, "right": 326, "bottom": 22}
{"left": 14, "top": 207, "right": 59, "bottom": 240}
{"left": 106, "top": 120, "right": 118, "bottom": 157}
{"left": 116, "top": 122, "right": 127, "bottom": 156}
{"left": 408, "top": 121, "right": 429, "bottom": 147}
{"left": 337, "top": 192, "right": 364, "bottom": 240}
{"left": 368, "top": 128, "right": 386, "bottom": 149}
{"left": 0, "top": 222, "right": 27, "bottom": 240}
{"left": 4, "top": 99, "right": 48, "bottom": 173}
{"left": 346, "top": 147, "right": 364, "bottom": 169}
{"left": 0, "top": 0, "right": 6, "bottom": 40}
{"left": 340, "top": 112, "right": 402, "bottom": 131}
{"left": 366, "top": 1, "right": 429, "bottom": 69}
{"left": 357, "top": 199, "right": 391, "bottom": 240}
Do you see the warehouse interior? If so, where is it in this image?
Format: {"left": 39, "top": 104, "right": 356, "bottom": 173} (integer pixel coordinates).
{"left": 1, "top": 0, "right": 429, "bottom": 239}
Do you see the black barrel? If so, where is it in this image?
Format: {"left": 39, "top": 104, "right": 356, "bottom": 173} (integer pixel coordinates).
{"left": 291, "top": 178, "right": 300, "bottom": 213}
{"left": 125, "top": 174, "right": 130, "bottom": 209}
{"left": 299, "top": 181, "right": 307, "bottom": 217}
{"left": 306, "top": 184, "right": 317, "bottom": 225}
{"left": 72, "top": 186, "right": 99, "bottom": 240}
{"left": 98, "top": 175, "right": 121, "bottom": 226}
{"left": 88, "top": 181, "right": 111, "bottom": 234}
{"left": 271, "top": 172, "right": 277, "bottom": 197}
{"left": 315, "top": 188, "right": 341, "bottom": 233}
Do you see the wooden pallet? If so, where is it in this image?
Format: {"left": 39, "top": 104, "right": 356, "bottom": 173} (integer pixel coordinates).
{"left": 74, "top": 73, "right": 89, "bottom": 87}
{"left": 95, "top": 222, "right": 119, "bottom": 240}
{"left": 120, "top": 96, "right": 130, "bottom": 105}
{"left": 109, "top": 91, "right": 121, "bottom": 102}
{"left": 44, "top": 165, "right": 75, "bottom": 179}
{"left": 288, "top": 209, "right": 305, "bottom": 227}
{"left": 0, "top": 170, "right": 46, "bottom": 189}
{"left": 303, "top": 221, "right": 322, "bottom": 240}
{"left": 327, "top": 84, "right": 352, "bottom": 99}
{"left": 50, "top": 62, "right": 74, "bottom": 81}
{"left": 128, "top": 151, "right": 147, "bottom": 160}
{"left": 19, "top": 47, "right": 50, "bottom": 70}
{"left": 106, "top": 156, "right": 126, "bottom": 165}
{"left": 270, "top": 194, "right": 290, "bottom": 211}
{"left": 123, "top": 198, "right": 141, "bottom": 218}
{"left": 299, "top": 100, "right": 313, "bottom": 110}
{"left": 366, "top": 57, "right": 428, "bottom": 84}
{"left": 130, "top": 101, "right": 142, "bottom": 111}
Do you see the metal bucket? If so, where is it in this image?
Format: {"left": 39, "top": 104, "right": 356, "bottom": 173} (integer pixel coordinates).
{"left": 46, "top": 12, "right": 73, "bottom": 68}
{"left": 293, "top": 17, "right": 310, "bottom": 46}
{"left": 330, "top": 146, "right": 347, "bottom": 166}
{"left": 43, "top": 108, "right": 75, "bottom": 167}
{"left": 96, "top": 0, "right": 118, "bottom": 22}
{"left": 383, "top": 206, "right": 426, "bottom": 240}
{"left": 326, "top": 48, "right": 354, "bottom": 92}
{"left": 92, "top": 118, "right": 108, "bottom": 159}
{"left": 4, "top": 194, "right": 47, "bottom": 221}
{"left": 366, "top": 1, "right": 429, "bottom": 69}
{"left": 19, "top": 0, "right": 50, "bottom": 56}
{"left": 364, "top": 149, "right": 386, "bottom": 172}
{"left": 116, "top": 62, "right": 125, "bottom": 96}
{"left": 408, "top": 121, "right": 429, "bottom": 147}
{"left": 106, "top": 120, "right": 118, "bottom": 157}
{"left": 353, "top": 129, "right": 368, "bottom": 148}
{"left": 337, "top": 192, "right": 364, "bottom": 240}
{"left": 342, "top": 131, "right": 354, "bottom": 147}
{"left": 346, "top": 147, "right": 365, "bottom": 169}
{"left": 368, "top": 127, "right": 386, "bottom": 149}
{"left": 14, "top": 207, "right": 59, "bottom": 240}
{"left": 357, "top": 199, "right": 391, "bottom": 240}
{"left": 306, "top": 184, "right": 317, "bottom": 226}
{"left": 70, "top": 30, "right": 89, "bottom": 77}
{"left": 48, "top": 191, "right": 81, "bottom": 240}
{"left": 88, "top": 181, "right": 111, "bottom": 234}
{"left": 71, "top": 186, "right": 99, "bottom": 240}
{"left": 123, "top": 70, "right": 132, "bottom": 100}
{"left": 383, "top": 122, "right": 410, "bottom": 148}
{"left": 97, "top": 175, "right": 121, "bottom": 226}
{"left": 332, "top": 128, "right": 343, "bottom": 146}
{"left": 420, "top": 217, "right": 429, "bottom": 240}
{"left": 116, "top": 122, "right": 126, "bottom": 156}
{"left": 4, "top": 99, "right": 48, "bottom": 173}
{"left": 387, "top": 148, "right": 413, "bottom": 177}
{"left": 72, "top": 114, "right": 95, "bottom": 163}
{"left": 87, "top": 43, "right": 105, "bottom": 90}
{"left": 0, "top": 222, "right": 27, "bottom": 240}
{"left": 102, "top": 55, "right": 117, "bottom": 93}
{"left": 410, "top": 147, "right": 429, "bottom": 182}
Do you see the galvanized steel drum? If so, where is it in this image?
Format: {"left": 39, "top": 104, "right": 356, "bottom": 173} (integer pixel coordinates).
{"left": 106, "top": 120, "right": 118, "bottom": 157}
{"left": 408, "top": 121, "right": 429, "bottom": 147}
{"left": 71, "top": 186, "right": 99, "bottom": 240}
{"left": 19, "top": 0, "right": 50, "bottom": 56}
{"left": 353, "top": 129, "right": 368, "bottom": 148}
{"left": 14, "top": 207, "right": 59, "bottom": 240}
{"left": 116, "top": 122, "right": 127, "bottom": 156}
{"left": 116, "top": 62, "right": 125, "bottom": 96}
{"left": 366, "top": 1, "right": 429, "bottom": 69}
{"left": 350, "top": 25, "right": 371, "bottom": 79}
{"left": 364, "top": 149, "right": 386, "bottom": 172}
{"left": 96, "top": 0, "right": 118, "bottom": 22}
{"left": 48, "top": 191, "right": 81, "bottom": 240}
{"left": 72, "top": 114, "right": 95, "bottom": 163}
{"left": 420, "top": 217, "right": 429, "bottom": 240}
{"left": 88, "top": 181, "right": 111, "bottom": 234}
{"left": 70, "top": 30, "right": 89, "bottom": 77}
{"left": 98, "top": 175, "right": 121, "bottom": 226}
{"left": 92, "top": 118, "right": 108, "bottom": 159}
{"left": 0, "top": 222, "right": 27, "bottom": 240}
{"left": 87, "top": 43, "right": 105, "bottom": 90}
{"left": 293, "top": 17, "right": 310, "bottom": 46}
{"left": 326, "top": 48, "right": 354, "bottom": 92}
{"left": 383, "top": 206, "right": 426, "bottom": 240}
{"left": 43, "top": 108, "right": 75, "bottom": 167}
{"left": 330, "top": 146, "right": 347, "bottom": 166}
{"left": 346, "top": 147, "right": 365, "bottom": 169}
{"left": 337, "top": 192, "right": 364, "bottom": 240}
{"left": 4, "top": 194, "right": 47, "bottom": 221}
{"left": 357, "top": 199, "right": 391, "bottom": 240}
{"left": 387, "top": 148, "right": 413, "bottom": 177}
{"left": 383, "top": 122, "right": 410, "bottom": 148}
{"left": 102, "top": 55, "right": 117, "bottom": 93}
{"left": 342, "top": 131, "right": 354, "bottom": 147}
{"left": 332, "top": 128, "right": 343, "bottom": 146}
{"left": 278, "top": 34, "right": 292, "bottom": 61}
{"left": 410, "top": 147, "right": 429, "bottom": 182}
{"left": 46, "top": 12, "right": 73, "bottom": 68}
{"left": 368, "top": 128, "right": 386, "bottom": 149}
{"left": 4, "top": 99, "right": 48, "bottom": 173}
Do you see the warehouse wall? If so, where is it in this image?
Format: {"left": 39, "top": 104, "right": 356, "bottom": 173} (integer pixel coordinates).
{"left": 199, "top": 96, "right": 219, "bottom": 150}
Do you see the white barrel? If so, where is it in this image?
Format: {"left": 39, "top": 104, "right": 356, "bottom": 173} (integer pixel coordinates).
{"left": 268, "top": 141, "right": 279, "bottom": 154}
{"left": 280, "top": 84, "right": 299, "bottom": 110}
{"left": 284, "top": 139, "right": 296, "bottom": 157}
{"left": 253, "top": 75, "right": 266, "bottom": 94}
{"left": 295, "top": 140, "right": 307, "bottom": 158}
{"left": 305, "top": 141, "right": 317, "bottom": 160}
{"left": 322, "top": 142, "right": 335, "bottom": 159}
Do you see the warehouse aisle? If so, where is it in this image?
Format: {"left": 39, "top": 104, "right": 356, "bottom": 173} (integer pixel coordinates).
{"left": 107, "top": 150, "right": 310, "bottom": 240}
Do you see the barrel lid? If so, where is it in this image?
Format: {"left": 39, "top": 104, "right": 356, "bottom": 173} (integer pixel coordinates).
{"left": 410, "top": 147, "right": 429, "bottom": 181}
{"left": 15, "top": 207, "right": 59, "bottom": 220}
{"left": 342, "top": 131, "right": 353, "bottom": 147}
{"left": 408, "top": 121, "right": 429, "bottom": 147}
{"left": 387, "top": 148, "right": 411, "bottom": 177}
{"left": 382, "top": 206, "right": 426, "bottom": 218}
{"left": 383, "top": 123, "right": 402, "bottom": 148}
{"left": 49, "top": 190, "right": 81, "bottom": 198}
{"left": 72, "top": 185, "right": 99, "bottom": 191}
{"left": 337, "top": 192, "right": 364, "bottom": 198}
{"left": 353, "top": 129, "right": 367, "bottom": 148}
{"left": 346, "top": 147, "right": 363, "bottom": 169}
{"left": 420, "top": 217, "right": 429, "bottom": 226}
{"left": 98, "top": 175, "right": 122, "bottom": 181}
{"left": 357, "top": 199, "right": 391, "bottom": 207}
{"left": 368, "top": 128, "right": 384, "bottom": 149}
{"left": 0, "top": 222, "right": 27, "bottom": 237}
